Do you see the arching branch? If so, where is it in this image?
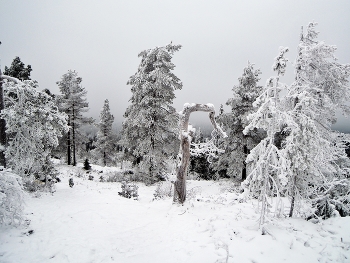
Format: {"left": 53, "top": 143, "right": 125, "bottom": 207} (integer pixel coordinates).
{"left": 1, "top": 75, "right": 21, "bottom": 84}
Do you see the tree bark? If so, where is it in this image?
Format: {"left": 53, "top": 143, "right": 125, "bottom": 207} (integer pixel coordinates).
{"left": 72, "top": 106, "right": 76, "bottom": 166}
{"left": 289, "top": 97, "right": 299, "bottom": 218}
{"left": 289, "top": 173, "right": 297, "bottom": 217}
{"left": 0, "top": 70, "right": 6, "bottom": 168}
{"left": 173, "top": 103, "right": 227, "bottom": 204}
{"left": 67, "top": 118, "right": 71, "bottom": 165}
{"left": 242, "top": 144, "right": 248, "bottom": 180}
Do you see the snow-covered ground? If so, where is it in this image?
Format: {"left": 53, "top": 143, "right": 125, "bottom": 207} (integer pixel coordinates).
{"left": 1, "top": 164, "right": 350, "bottom": 263}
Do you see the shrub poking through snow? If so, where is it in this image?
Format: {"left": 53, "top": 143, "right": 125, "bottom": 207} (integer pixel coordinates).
{"left": 118, "top": 181, "right": 138, "bottom": 200}
{"left": 88, "top": 175, "right": 94, "bottom": 181}
{"left": 310, "top": 180, "right": 350, "bottom": 219}
{"left": 84, "top": 159, "right": 92, "bottom": 170}
{"left": 153, "top": 181, "right": 173, "bottom": 200}
{"left": 69, "top": 178, "right": 74, "bottom": 188}
{"left": 0, "top": 170, "right": 25, "bottom": 226}
{"left": 313, "top": 195, "right": 335, "bottom": 220}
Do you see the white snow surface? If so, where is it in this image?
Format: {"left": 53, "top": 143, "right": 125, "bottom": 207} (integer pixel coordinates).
{"left": 1, "top": 164, "right": 350, "bottom": 263}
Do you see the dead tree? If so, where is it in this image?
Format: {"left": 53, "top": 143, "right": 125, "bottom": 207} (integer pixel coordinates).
{"left": 173, "top": 103, "right": 227, "bottom": 204}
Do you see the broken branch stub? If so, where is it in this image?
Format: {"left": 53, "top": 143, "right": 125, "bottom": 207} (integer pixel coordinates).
{"left": 173, "top": 103, "right": 227, "bottom": 204}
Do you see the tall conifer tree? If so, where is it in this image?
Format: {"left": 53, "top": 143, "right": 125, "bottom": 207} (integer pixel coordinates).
{"left": 122, "top": 43, "right": 182, "bottom": 181}
{"left": 213, "top": 62, "right": 264, "bottom": 180}
{"left": 56, "top": 70, "right": 91, "bottom": 166}
{"left": 95, "top": 99, "right": 115, "bottom": 166}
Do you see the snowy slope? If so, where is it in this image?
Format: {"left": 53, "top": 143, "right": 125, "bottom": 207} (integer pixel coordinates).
{"left": 1, "top": 164, "right": 350, "bottom": 263}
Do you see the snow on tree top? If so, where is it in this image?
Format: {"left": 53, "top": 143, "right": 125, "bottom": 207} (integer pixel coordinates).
{"left": 183, "top": 103, "right": 196, "bottom": 109}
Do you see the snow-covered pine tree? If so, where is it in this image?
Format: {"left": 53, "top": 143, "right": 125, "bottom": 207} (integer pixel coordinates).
{"left": 56, "top": 70, "right": 92, "bottom": 166}
{"left": 1, "top": 59, "right": 32, "bottom": 168}
{"left": 94, "top": 99, "right": 115, "bottom": 166}
{"left": 244, "top": 23, "right": 350, "bottom": 221}
{"left": 122, "top": 43, "right": 182, "bottom": 182}
{"left": 1, "top": 80, "right": 68, "bottom": 182}
{"left": 213, "top": 62, "right": 264, "bottom": 180}
{"left": 4, "top": 56, "right": 32, "bottom": 81}
{"left": 284, "top": 23, "right": 350, "bottom": 217}
{"left": 243, "top": 47, "right": 291, "bottom": 225}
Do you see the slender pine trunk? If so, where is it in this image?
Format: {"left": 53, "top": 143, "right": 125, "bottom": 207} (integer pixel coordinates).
{"left": 72, "top": 107, "right": 76, "bottom": 166}
{"left": 289, "top": 174, "right": 297, "bottom": 217}
{"left": 72, "top": 123, "right": 76, "bottom": 166}
{"left": 67, "top": 117, "right": 71, "bottom": 165}
{"left": 0, "top": 70, "right": 6, "bottom": 168}
{"left": 242, "top": 144, "right": 248, "bottom": 180}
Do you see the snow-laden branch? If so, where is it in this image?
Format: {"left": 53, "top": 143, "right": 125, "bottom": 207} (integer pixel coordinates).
{"left": 179, "top": 103, "right": 227, "bottom": 138}
{"left": 0, "top": 75, "right": 21, "bottom": 84}
{"left": 190, "top": 130, "right": 225, "bottom": 163}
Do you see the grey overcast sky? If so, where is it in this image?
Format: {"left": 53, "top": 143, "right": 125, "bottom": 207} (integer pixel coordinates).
{"left": 1, "top": 0, "right": 350, "bottom": 132}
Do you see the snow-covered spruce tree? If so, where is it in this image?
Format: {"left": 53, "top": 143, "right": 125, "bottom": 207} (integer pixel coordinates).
{"left": 242, "top": 47, "right": 291, "bottom": 226}
{"left": 94, "top": 99, "right": 115, "bottom": 166}
{"left": 56, "top": 70, "right": 92, "bottom": 166}
{"left": 1, "top": 80, "right": 68, "bottom": 182}
{"left": 213, "top": 62, "right": 264, "bottom": 180}
{"left": 285, "top": 23, "right": 350, "bottom": 218}
{"left": 122, "top": 43, "right": 182, "bottom": 182}
{"left": 4, "top": 56, "right": 32, "bottom": 81}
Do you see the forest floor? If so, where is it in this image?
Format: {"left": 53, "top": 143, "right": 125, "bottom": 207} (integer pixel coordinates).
{"left": 1, "top": 163, "right": 350, "bottom": 263}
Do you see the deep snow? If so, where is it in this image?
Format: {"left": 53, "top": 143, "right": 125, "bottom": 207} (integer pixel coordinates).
{"left": 1, "top": 164, "right": 350, "bottom": 263}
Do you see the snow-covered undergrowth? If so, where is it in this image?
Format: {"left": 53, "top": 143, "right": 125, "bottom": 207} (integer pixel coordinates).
{"left": 1, "top": 164, "right": 350, "bottom": 263}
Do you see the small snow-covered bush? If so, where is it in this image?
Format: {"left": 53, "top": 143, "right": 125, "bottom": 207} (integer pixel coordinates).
{"left": 105, "top": 171, "right": 125, "bottom": 182}
{"left": 23, "top": 179, "right": 44, "bottom": 192}
{"left": 153, "top": 181, "right": 173, "bottom": 200}
{"left": 84, "top": 159, "right": 92, "bottom": 170}
{"left": 313, "top": 195, "right": 335, "bottom": 220}
{"left": 118, "top": 181, "right": 138, "bottom": 200}
{"left": 104, "top": 170, "right": 138, "bottom": 183}
{"left": 69, "top": 178, "right": 74, "bottom": 188}
{"left": 310, "top": 180, "right": 350, "bottom": 220}
{"left": 0, "top": 170, "right": 25, "bottom": 226}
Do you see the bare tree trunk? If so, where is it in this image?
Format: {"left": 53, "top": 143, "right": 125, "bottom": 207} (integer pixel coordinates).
{"left": 72, "top": 123, "right": 76, "bottom": 166}
{"left": 67, "top": 118, "right": 71, "bottom": 165}
{"left": 289, "top": 97, "right": 299, "bottom": 217}
{"left": 173, "top": 103, "right": 227, "bottom": 204}
{"left": 242, "top": 144, "right": 248, "bottom": 180}
{"left": 289, "top": 173, "right": 297, "bottom": 217}
{"left": 0, "top": 70, "right": 6, "bottom": 168}
{"left": 72, "top": 106, "right": 76, "bottom": 166}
